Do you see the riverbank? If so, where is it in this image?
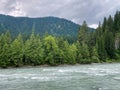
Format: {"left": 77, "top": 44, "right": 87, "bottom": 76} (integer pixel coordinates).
{"left": 1, "top": 60, "right": 120, "bottom": 69}
{"left": 0, "top": 63, "right": 90, "bottom": 69}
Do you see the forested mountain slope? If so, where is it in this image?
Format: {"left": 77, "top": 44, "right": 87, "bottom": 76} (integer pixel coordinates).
{"left": 0, "top": 14, "right": 94, "bottom": 40}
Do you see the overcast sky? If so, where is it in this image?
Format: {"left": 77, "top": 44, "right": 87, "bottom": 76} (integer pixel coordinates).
{"left": 0, "top": 0, "right": 120, "bottom": 28}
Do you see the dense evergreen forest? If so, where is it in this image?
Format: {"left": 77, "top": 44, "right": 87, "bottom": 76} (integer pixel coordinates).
{"left": 0, "top": 11, "right": 120, "bottom": 68}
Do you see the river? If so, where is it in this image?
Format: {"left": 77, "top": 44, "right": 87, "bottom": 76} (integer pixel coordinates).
{"left": 0, "top": 63, "right": 120, "bottom": 90}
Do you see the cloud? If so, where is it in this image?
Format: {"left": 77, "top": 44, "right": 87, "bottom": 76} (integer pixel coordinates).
{"left": 89, "top": 24, "right": 98, "bottom": 29}
{"left": 0, "top": 0, "right": 26, "bottom": 16}
{"left": 8, "top": 1, "right": 26, "bottom": 16}
{"left": 0, "top": 0, "right": 120, "bottom": 25}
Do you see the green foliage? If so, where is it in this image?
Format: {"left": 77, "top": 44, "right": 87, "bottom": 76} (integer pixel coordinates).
{"left": 1, "top": 11, "right": 120, "bottom": 67}
{"left": 78, "top": 21, "right": 89, "bottom": 44}
{"left": 91, "top": 46, "right": 99, "bottom": 63}
{"left": 0, "top": 32, "right": 11, "bottom": 68}
{"left": 104, "top": 31, "right": 116, "bottom": 59}
{"left": 97, "top": 36, "right": 107, "bottom": 61}
{"left": 81, "top": 43, "right": 90, "bottom": 59}
{"left": 0, "top": 43, "right": 10, "bottom": 68}
{"left": 114, "top": 11, "right": 120, "bottom": 32}
{"left": 57, "top": 39, "right": 69, "bottom": 64}
{"left": 10, "top": 34, "right": 23, "bottom": 67}
{"left": 24, "top": 32, "right": 44, "bottom": 65}
{"left": 76, "top": 42, "right": 91, "bottom": 64}
{"left": 43, "top": 35, "right": 60, "bottom": 65}
{"left": 66, "top": 44, "right": 77, "bottom": 64}
{"left": 94, "top": 11, "right": 120, "bottom": 60}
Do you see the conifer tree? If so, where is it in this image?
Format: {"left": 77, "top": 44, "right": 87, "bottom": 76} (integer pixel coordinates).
{"left": 104, "top": 30, "right": 116, "bottom": 59}
{"left": 0, "top": 32, "right": 11, "bottom": 68}
{"left": 97, "top": 36, "right": 107, "bottom": 61}
{"left": 107, "top": 15, "right": 114, "bottom": 32}
{"left": 24, "top": 32, "right": 44, "bottom": 65}
{"left": 102, "top": 17, "right": 107, "bottom": 32}
{"left": 0, "top": 43, "right": 10, "bottom": 68}
{"left": 91, "top": 46, "right": 99, "bottom": 63}
{"left": 78, "top": 21, "right": 88, "bottom": 44}
{"left": 10, "top": 34, "right": 24, "bottom": 67}
{"left": 43, "top": 35, "right": 60, "bottom": 65}
{"left": 66, "top": 44, "right": 77, "bottom": 64}
{"left": 114, "top": 11, "right": 119, "bottom": 32}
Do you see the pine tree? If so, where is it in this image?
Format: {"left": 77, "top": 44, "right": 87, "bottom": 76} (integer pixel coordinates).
{"left": 43, "top": 35, "right": 60, "bottom": 65}
{"left": 104, "top": 30, "right": 116, "bottom": 59}
{"left": 66, "top": 44, "right": 77, "bottom": 64}
{"left": 0, "top": 32, "right": 12, "bottom": 68}
{"left": 10, "top": 34, "right": 24, "bottom": 67}
{"left": 0, "top": 43, "right": 10, "bottom": 68}
{"left": 114, "top": 11, "right": 119, "bottom": 32}
{"left": 76, "top": 42, "right": 83, "bottom": 63}
{"left": 78, "top": 21, "right": 88, "bottom": 44}
{"left": 97, "top": 36, "right": 107, "bottom": 61}
{"left": 102, "top": 17, "right": 107, "bottom": 32}
{"left": 77, "top": 42, "right": 91, "bottom": 64}
{"left": 57, "top": 38, "right": 68, "bottom": 64}
{"left": 107, "top": 15, "right": 114, "bottom": 32}
{"left": 24, "top": 32, "right": 44, "bottom": 65}
{"left": 91, "top": 46, "right": 99, "bottom": 63}
{"left": 81, "top": 43, "right": 90, "bottom": 59}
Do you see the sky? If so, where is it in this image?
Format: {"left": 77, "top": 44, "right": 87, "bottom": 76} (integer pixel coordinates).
{"left": 0, "top": 0, "right": 120, "bottom": 28}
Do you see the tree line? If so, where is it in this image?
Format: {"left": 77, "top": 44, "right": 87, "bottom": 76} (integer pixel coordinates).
{"left": 0, "top": 11, "right": 120, "bottom": 68}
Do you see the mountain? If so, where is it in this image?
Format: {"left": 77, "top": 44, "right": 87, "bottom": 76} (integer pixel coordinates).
{"left": 0, "top": 14, "right": 94, "bottom": 41}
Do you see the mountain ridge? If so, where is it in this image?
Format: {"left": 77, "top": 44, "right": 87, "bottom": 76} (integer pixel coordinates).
{"left": 0, "top": 14, "right": 94, "bottom": 41}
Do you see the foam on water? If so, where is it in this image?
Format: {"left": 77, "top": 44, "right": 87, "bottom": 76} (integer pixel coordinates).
{"left": 58, "top": 69, "right": 73, "bottom": 73}
{"left": 31, "top": 77, "right": 49, "bottom": 80}
{"left": 23, "top": 77, "right": 29, "bottom": 79}
{"left": 42, "top": 68, "right": 57, "bottom": 72}
{"left": 113, "top": 77, "right": 120, "bottom": 80}
{"left": 0, "top": 64, "right": 120, "bottom": 90}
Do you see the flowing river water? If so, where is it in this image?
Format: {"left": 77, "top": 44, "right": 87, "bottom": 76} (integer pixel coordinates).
{"left": 0, "top": 63, "right": 120, "bottom": 90}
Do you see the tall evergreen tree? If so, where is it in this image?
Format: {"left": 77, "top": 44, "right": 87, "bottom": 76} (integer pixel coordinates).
{"left": 0, "top": 32, "right": 11, "bottom": 68}
{"left": 91, "top": 46, "right": 99, "bottom": 63}
{"left": 0, "top": 43, "right": 10, "bottom": 68}
{"left": 114, "top": 11, "right": 119, "bottom": 32}
{"left": 10, "top": 34, "right": 24, "bottom": 67}
{"left": 97, "top": 36, "right": 107, "bottom": 61}
{"left": 43, "top": 35, "right": 60, "bottom": 65}
{"left": 66, "top": 44, "right": 77, "bottom": 64}
{"left": 102, "top": 17, "right": 107, "bottom": 32}
{"left": 24, "top": 32, "right": 44, "bottom": 65}
{"left": 78, "top": 21, "right": 88, "bottom": 44}
{"left": 107, "top": 15, "right": 114, "bottom": 32}
{"left": 104, "top": 30, "right": 116, "bottom": 59}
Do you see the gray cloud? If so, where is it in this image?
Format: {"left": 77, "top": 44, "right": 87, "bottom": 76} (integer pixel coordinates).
{"left": 0, "top": 0, "right": 120, "bottom": 28}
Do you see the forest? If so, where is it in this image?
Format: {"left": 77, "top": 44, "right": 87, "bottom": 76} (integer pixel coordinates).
{"left": 0, "top": 11, "right": 120, "bottom": 68}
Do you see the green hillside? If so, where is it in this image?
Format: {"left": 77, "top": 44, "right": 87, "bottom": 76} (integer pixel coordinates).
{"left": 0, "top": 14, "right": 94, "bottom": 41}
